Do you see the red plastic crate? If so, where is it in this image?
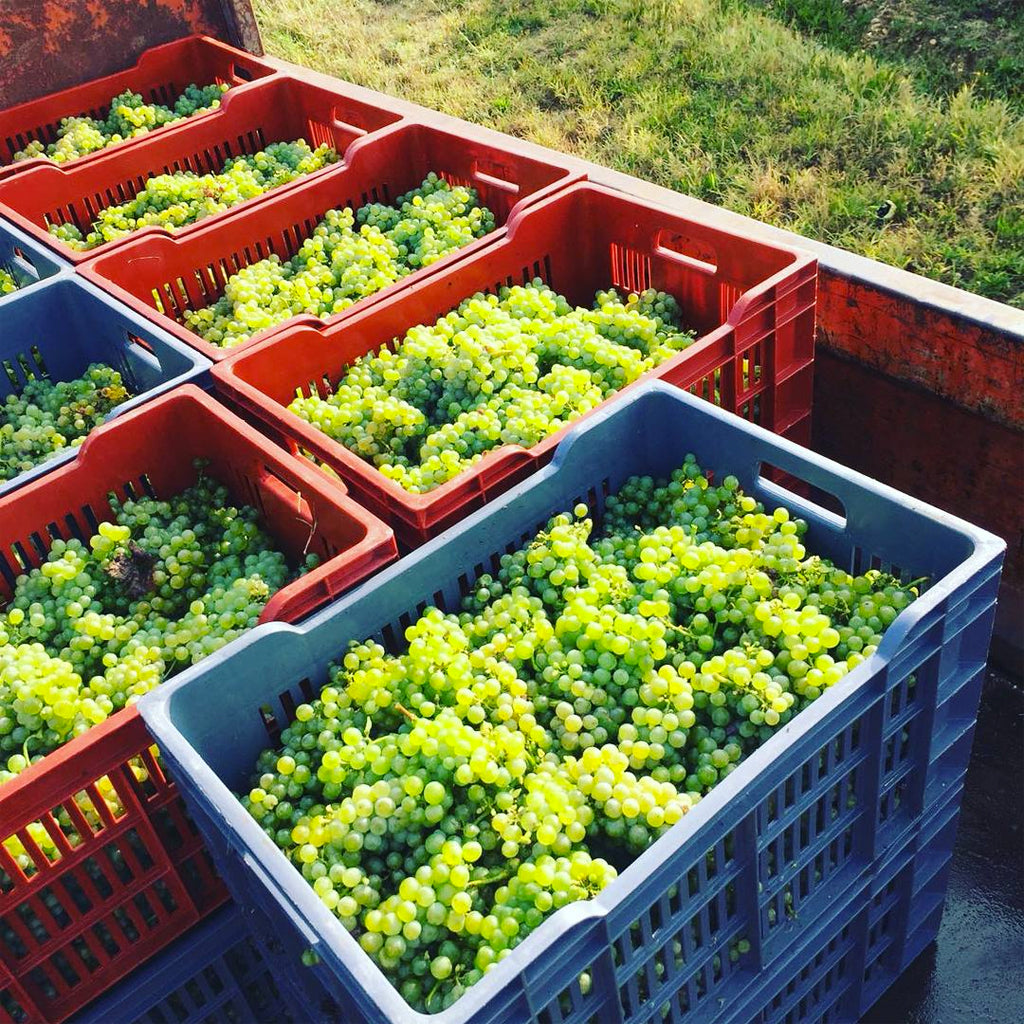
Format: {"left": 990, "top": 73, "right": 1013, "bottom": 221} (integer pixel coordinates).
{"left": 0, "top": 76, "right": 403, "bottom": 263}
{"left": 0, "top": 713, "right": 216, "bottom": 1024}
{"left": 213, "top": 181, "right": 818, "bottom": 547}
{"left": 77, "top": 120, "right": 582, "bottom": 361}
{"left": 0, "top": 35, "right": 276, "bottom": 181}
{"left": 0, "top": 386, "right": 396, "bottom": 1023}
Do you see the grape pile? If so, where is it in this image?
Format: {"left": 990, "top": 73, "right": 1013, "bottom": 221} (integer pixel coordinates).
{"left": 50, "top": 139, "right": 339, "bottom": 251}
{"left": 0, "top": 267, "right": 17, "bottom": 295}
{"left": 0, "top": 466, "right": 316, "bottom": 785}
{"left": 182, "top": 175, "right": 496, "bottom": 348}
{"left": 241, "top": 457, "right": 922, "bottom": 1012}
{"left": 1, "top": 364, "right": 131, "bottom": 482}
{"left": 12, "top": 83, "right": 229, "bottom": 166}
{"left": 288, "top": 282, "right": 696, "bottom": 493}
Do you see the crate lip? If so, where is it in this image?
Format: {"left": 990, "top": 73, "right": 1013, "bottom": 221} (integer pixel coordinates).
{"left": 0, "top": 73, "right": 407, "bottom": 265}
{"left": 75, "top": 119, "right": 585, "bottom": 362}
{"left": 140, "top": 382, "right": 1003, "bottom": 1024}
{"left": 0, "top": 274, "right": 213, "bottom": 499}
{"left": 211, "top": 178, "right": 817, "bottom": 521}
{"left": 0, "top": 213, "right": 69, "bottom": 306}
{"left": 0, "top": 34, "right": 278, "bottom": 181}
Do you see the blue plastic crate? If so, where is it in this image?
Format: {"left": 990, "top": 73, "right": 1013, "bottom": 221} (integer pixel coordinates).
{"left": 727, "top": 782, "right": 966, "bottom": 1024}
{"left": 0, "top": 275, "right": 210, "bottom": 497}
{"left": 140, "top": 383, "right": 1004, "bottom": 1024}
{"left": 72, "top": 905, "right": 292, "bottom": 1024}
{"left": 0, "top": 215, "right": 66, "bottom": 303}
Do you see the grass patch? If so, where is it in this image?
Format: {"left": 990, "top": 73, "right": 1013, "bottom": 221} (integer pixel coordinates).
{"left": 255, "top": 0, "right": 1023, "bottom": 306}
{"left": 741, "top": 0, "right": 1023, "bottom": 105}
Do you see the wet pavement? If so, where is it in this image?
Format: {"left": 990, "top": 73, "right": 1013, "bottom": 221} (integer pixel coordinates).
{"left": 864, "top": 670, "right": 1023, "bottom": 1024}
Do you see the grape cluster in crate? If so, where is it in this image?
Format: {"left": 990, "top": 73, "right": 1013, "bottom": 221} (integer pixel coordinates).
{"left": 240, "top": 457, "right": 919, "bottom": 1013}
{"left": 11, "top": 82, "right": 229, "bottom": 166}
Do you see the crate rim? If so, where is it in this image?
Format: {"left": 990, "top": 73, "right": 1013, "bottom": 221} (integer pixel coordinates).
{"left": 0, "top": 34, "right": 269, "bottom": 125}
{"left": 0, "top": 34, "right": 277, "bottom": 181}
{"left": 227, "top": 176, "right": 819, "bottom": 349}
{"left": 75, "top": 118, "right": 583, "bottom": 361}
{"left": 0, "top": 382, "right": 397, "bottom": 621}
{"left": 140, "top": 382, "right": 1003, "bottom": 1024}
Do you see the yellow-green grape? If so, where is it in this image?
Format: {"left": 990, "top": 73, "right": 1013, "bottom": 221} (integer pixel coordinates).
{"left": 50, "top": 138, "right": 338, "bottom": 251}
{"left": 183, "top": 174, "right": 497, "bottom": 348}
{"left": 238, "top": 458, "right": 922, "bottom": 1013}
{"left": 0, "top": 268, "right": 17, "bottom": 295}
{"left": 12, "top": 82, "right": 229, "bottom": 165}
{"left": 289, "top": 282, "right": 696, "bottom": 493}
{"left": 0, "top": 466, "right": 316, "bottom": 784}
{"left": 0, "top": 364, "right": 131, "bottom": 481}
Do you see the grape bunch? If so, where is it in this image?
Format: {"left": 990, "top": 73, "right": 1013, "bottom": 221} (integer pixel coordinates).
{"left": 183, "top": 174, "right": 497, "bottom": 348}
{"left": 0, "top": 267, "right": 17, "bottom": 295}
{"left": 12, "top": 82, "right": 229, "bottom": 166}
{"left": 1, "top": 364, "right": 131, "bottom": 482}
{"left": 287, "top": 282, "right": 696, "bottom": 493}
{"left": 50, "top": 139, "right": 339, "bottom": 251}
{"left": 0, "top": 465, "right": 317, "bottom": 785}
{"left": 241, "top": 457, "right": 922, "bottom": 1012}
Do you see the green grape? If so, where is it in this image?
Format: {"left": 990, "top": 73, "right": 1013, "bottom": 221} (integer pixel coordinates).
{"left": 12, "top": 82, "right": 229, "bottom": 166}
{"left": 0, "top": 268, "right": 18, "bottom": 295}
{"left": 50, "top": 138, "right": 338, "bottom": 251}
{"left": 183, "top": 174, "right": 497, "bottom": 348}
{"left": 288, "top": 282, "right": 696, "bottom": 493}
{"left": 238, "top": 456, "right": 923, "bottom": 1013}
{"left": 0, "top": 364, "right": 131, "bottom": 481}
{"left": 0, "top": 464, "right": 315, "bottom": 786}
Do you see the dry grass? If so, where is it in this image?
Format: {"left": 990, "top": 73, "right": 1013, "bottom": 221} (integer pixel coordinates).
{"left": 255, "top": 0, "right": 1023, "bottom": 306}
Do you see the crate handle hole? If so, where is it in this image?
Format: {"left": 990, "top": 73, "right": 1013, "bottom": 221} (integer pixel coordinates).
{"left": 757, "top": 462, "right": 847, "bottom": 529}
{"left": 473, "top": 167, "right": 521, "bottom": 196}
{"left": 8, "top": 245, "right": 40, "bottom": 283}
{"left": 655, "top": 230, "right": 718, "bottom": 276}
{"left": 233, "top": 63, "right": 254, "bottom": 81}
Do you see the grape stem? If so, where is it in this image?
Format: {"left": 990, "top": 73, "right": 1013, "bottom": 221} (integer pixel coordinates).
{"left": 394, "top": 702, "right": 418, "bottom": 723}
{"left": 467, "top": 867, "right": 513, "bottom": 888}
{"left": 427, "top": 980, "right": 442, "bottom": 1009}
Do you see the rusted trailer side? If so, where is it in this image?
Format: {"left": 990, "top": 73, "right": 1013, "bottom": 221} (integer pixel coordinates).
{"left": 813, "top": 276, "right": 1022, "bottom": 667}
{"left": 0, "top": 0, "right": 262, "bottom": 109}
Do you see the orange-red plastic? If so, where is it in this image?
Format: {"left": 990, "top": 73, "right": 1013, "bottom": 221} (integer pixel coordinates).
{"left": 0, "top": 36, "right": 276, "bottom": 180}
{"left": 213, "top": 181, "right": 818, "bottom": 548}
{"left": 0, "top": 386, "right": 396, "bottom": 1023}
{"left": 0, "top": 712, "right": 218, "bottom": 1024}
{"left": 0, "top": 76, "right": 403, "bottom": 263}
{"left": 77, "top": 120, "right": 582, "bottom": 360}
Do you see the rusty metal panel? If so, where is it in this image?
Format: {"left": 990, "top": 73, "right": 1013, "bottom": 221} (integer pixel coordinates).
{"left": 816, "top": 271, "right": 1024, "bottom": 431}
{"left": 0, "top": 0, "right": 261, "bottom": 109}
{"left": 813, "top": 349, "right": 1023, "bottom": 667}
